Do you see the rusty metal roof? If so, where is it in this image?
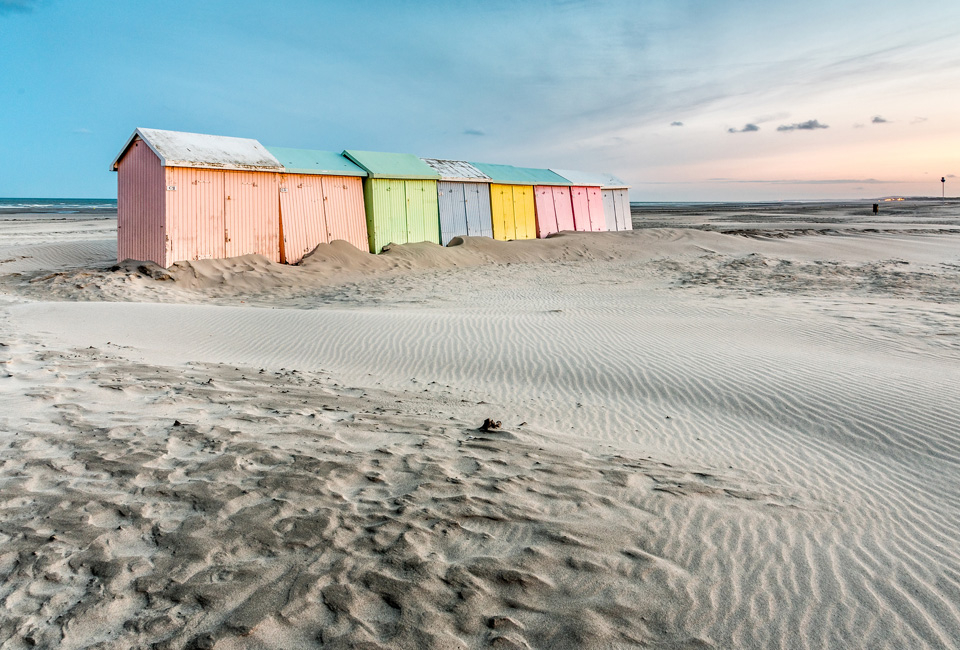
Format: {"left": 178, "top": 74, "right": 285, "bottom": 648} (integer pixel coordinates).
{"left": 420, "top": 158, "right": 490, "bottom": 182}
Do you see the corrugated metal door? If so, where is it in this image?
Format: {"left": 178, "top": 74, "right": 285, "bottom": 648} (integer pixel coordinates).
{"left": 553, "top": 187, "right": 575, "bottom": 232}
{"left": 322, "top": 175, "right": 368, "bottom": 251}
{"left": 464, "top": 182, "right": 492, "bottom": 238}
{"left": 279, "top": 174, "right": 326, "bottom": 264}
{"left": 364, "top": 179, "right": 406, "bottom": 253}
{"left": 586, "top": 187, "right": 607, "bottom": 231}
{"left": 602, "top": 189, "right": 617, "bottom": 231}
{"left": 535, "top": 186, "right": 559, "bottom": 238}
{"left": 167, "top": 167, "right": 224, "bottom": 263}
{"left": 570, "top": 186, "right": 590, "bottom": 232}
{"left": 404, "top": 180, "right": 440, "bottom": 245}
{"left": 490, "top": 184, "right": 514, "bottom": 241}
{"left": 438, "top": 181, "right": 467, "bottom": 245}
{"left": 224, "top": 171, "right": 280, "bottom": 262}
{"left": 614, "top": 189, "right": 631, "bottom": 230}
{"left": 512, "top": 185, "right": 536, "bottom": 240}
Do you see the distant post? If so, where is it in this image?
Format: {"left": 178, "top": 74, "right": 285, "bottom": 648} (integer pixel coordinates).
{"left": 943, "top": 177, "right": 946, "bottom": 199}
{"left": 873, "top": 203, "right": 879, "bottom": 215}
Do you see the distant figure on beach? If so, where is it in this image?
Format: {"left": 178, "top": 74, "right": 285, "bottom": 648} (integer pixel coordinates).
{"left": 873, "top": 203, "right": 879, "bottom": 214}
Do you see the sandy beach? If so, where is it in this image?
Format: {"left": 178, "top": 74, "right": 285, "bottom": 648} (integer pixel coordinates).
{"left": 2, "top": 202, "right": 959, "bottom": 649}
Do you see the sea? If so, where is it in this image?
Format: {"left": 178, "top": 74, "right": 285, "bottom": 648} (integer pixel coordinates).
{"left": 0, "top": 198, "right": 117, "bottom": 219}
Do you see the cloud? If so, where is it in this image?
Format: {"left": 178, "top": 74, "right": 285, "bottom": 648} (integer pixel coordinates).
{"left": 707, "top": 177, "right": 892, "bottom": 185}
{"left": 948, "top": 174, "right": 957, "bottom": 178}
{"left": 73, "top": 128, "right": 92, "bottom": 135}
{"left": 777, "top": 119, "right": 828, "bottom": 132}
{"left": 728, "top": 123, "right": 759, "bottom": 134}
{"left": 670, "top": 121, "right": 684, "bottom": 127}
{"left": 911, "top": 116, "right": 928, "bottom": 124}
{"left": 871, "top": 115, "right": 888, "bottom": 123}
{"left": 463, "top": 128, "right": 485, "bottom": 136}
{"left": 0, "top": 0, "right": 38, "bottom": 14}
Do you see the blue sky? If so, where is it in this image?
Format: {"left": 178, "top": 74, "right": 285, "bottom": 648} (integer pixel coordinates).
{"left": 1, "top": 0, "right": 958, "bottom": 200}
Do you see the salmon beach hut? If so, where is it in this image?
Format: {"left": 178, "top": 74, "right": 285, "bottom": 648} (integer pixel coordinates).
{"left": 553, "top": 169, "right": 632, "bottom": 232}
{"left": 421, "top": 158, "right": 493, "bottom": 245}
{"left": 111, "top": 128, "right": 284, "bottom": 267}
{"left": 342, "top": 150, "right": 441, "bottom": 254}
{"left": 264, "top": 147, "right": 368, "bottom": 263}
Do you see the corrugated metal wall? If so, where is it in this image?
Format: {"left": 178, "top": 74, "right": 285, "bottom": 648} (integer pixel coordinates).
{"left": 438, "top": 181, "right": 493, "bottom": 244}
{"left": 117, "top": 137, "right": 166, "bottom": 265}
{"left": 534, "top": 186, "right": 558, "bottom": 237}
{"left": 602, "top": 189, "right": 617, "bottom": 232}
{"left": 614, "top": 189, "right": 632, "bottom": 230}
{"left": 601, "top": 189, "right": 632, "bottom": 231}
{"left": 464, "top": 182, "right": 492, "bottom": 239}
{"left": 166, "top": 167, "right": 225, "bottom": 264}
{"left": 490, "top": 184, "right": 536, "bottom": 241}
{"left": 224, "top": 171, "right": 280, "bottom": 262}
{"left": 534, "top": 186, "right": 574, "bottom": 238}
{"left": 438, "top": 181, "right": 464, "bottom": 245}
{"left": 364, "top": 179, "right": 404, "bottom": 254}
{"left": 279, "top": 174, "right": 326, "bottom": 263}
{"left": 570, "top": 186, "right": 607, "bottom": 232}
{"left": 586, "top": 187, "right": 606, "bottom": 232}
{"left": 364, "top": 179, "right": 439, "bottom": 253}
{"left": 321, "top": 176, "right": 368, "bottom": 252}
{"left": 404, "top": 180, "right": 440, "bottom": 245}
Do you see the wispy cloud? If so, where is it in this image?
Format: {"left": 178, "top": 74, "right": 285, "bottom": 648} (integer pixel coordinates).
{"left": 871, "top": 115, "right": 888, "bottom": 124}
{"left": 73, "top": 127, "right": 92, "bottom": 135}
{"left": 670, "top": 121, "right": 684, "bottom": 127}
{"left": 707, "top": 177, "right": 894, "bottom": 185}
{"left": 911, "top": 116, "right": 928, "bottom": 124}
{"left": 463, "top": 128, "right": 485, "bottom": 136}
{"left": 728, "top": 123, "right": 759, "bottom": 134}
{"left": 777, "top": 119, "right": 828, "bottom": 132}
{"left": 0, "top": 0, "right": 38, "bottom": 14}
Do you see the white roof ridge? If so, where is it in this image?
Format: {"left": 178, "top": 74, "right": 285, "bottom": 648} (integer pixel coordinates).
{"left": 111, "top": 127, "right": 282, "bottom": 172}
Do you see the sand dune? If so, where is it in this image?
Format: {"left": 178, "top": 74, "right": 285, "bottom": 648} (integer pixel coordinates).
{"left": 2, "top": 208, "right": 960, "bottom": 648}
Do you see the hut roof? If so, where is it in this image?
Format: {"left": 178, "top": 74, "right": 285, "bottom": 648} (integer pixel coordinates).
{"left": 265, "top": 146, "right": 367, "bottom": 177}
{"left": 341, "top": 150, "right": 440, "bottom": 180}
{"left": 551, "top": 169, "right": 629, "bottom": 189}
{"left": 470, "top": 162, "right": 571, "bottom": 186}
{"left": 420, "top": 158, "right": 490, "bottom": 182}
{"left": 110, "top": 128, "right": 282, "bottom": 172}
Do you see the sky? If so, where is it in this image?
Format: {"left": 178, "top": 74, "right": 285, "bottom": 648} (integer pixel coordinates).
{"left": 0, "top": 0, "right": 958, "bottom": 201}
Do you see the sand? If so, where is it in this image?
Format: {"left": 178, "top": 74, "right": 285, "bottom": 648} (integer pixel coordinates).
{"left": 1, "top": 202, "right": 959, "bottom": 649}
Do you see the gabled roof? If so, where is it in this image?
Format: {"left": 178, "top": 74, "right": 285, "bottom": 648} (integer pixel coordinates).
{"left": 551, "top": 169, "right": 629, "bottom": 189}
{"left": 420, "top": 158, "right": 490, "bottom": 182}
{"left": 265, "top": 146, "right": 367, "bottom": 177}
{"left": 110, "top": 128, "right": 283, "bottom": 172}
{"left": 341, "top": 150, "right": 440, "bottom": 180}
{"left": 470, "top": 162, "right": 571, "bottom": 186}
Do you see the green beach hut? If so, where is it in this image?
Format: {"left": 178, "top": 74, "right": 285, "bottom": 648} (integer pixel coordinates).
{"left": 342, "top": 150, "right": 441, "bottom": 254}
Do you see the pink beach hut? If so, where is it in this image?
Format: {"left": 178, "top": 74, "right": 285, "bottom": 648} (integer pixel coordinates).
{"left": 264, "top": 147, "right": 369, "bottom": 263}
{"left": 552, "top": 169, "right": 632, "bottom": 231}
{"left": 111, "top": 128, "right": 284, "bottom": 267}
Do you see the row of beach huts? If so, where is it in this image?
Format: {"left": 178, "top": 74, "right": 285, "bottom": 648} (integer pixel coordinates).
{"left": 111, "top": 128, "right": 631, "bottom": 267}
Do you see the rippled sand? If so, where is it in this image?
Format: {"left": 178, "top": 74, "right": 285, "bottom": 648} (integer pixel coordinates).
{"left": 1, "top": 204, "right": 959, "bottom": 649}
